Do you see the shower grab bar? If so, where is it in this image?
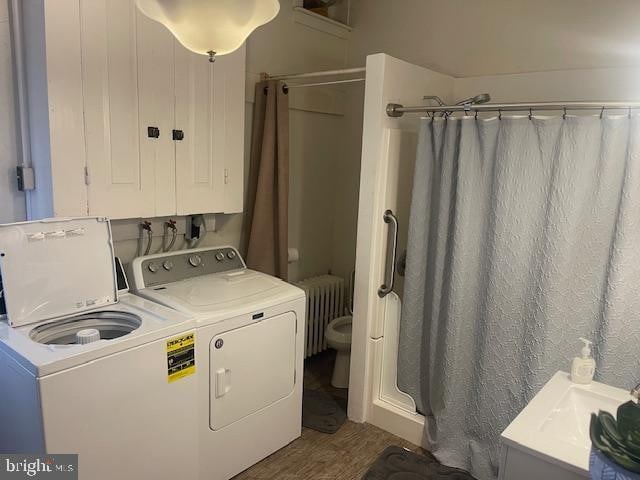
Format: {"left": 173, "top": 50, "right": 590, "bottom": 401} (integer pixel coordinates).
{"left": 378, "top": 210, "right": 398, "bottom": 298}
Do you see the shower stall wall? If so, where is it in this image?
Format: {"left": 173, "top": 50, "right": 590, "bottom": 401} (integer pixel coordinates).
{"left": 349, "top": 53, "right": 453, "bottom": 445}
{"left": 350, "top": 53, "right": 640, "bottom": 450}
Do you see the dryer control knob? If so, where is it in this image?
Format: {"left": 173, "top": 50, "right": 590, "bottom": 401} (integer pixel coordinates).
{"left": 189, "top": 254, "right": 202, "bottom": 267}
{"left": 148, "top": 263, "right": 159, "bottom": 273}
{"left": 227, "top": 250, "right": 237, "bottom": 260}
{"left": 163, "top": 260, "right": 174, "bottom": 271}
{"left": 215, "top": 252, "right": 225, "bottom": 262}
{"left": 76, "top": 328, "right": 100, "bottom": 345}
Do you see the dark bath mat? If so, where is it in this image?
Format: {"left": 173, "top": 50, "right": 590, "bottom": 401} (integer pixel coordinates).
{"left": 302, "top": 388, "right": 347, "bottom": 434}
{"left": 363, "top": 446, "right": 476, "bottom": 480}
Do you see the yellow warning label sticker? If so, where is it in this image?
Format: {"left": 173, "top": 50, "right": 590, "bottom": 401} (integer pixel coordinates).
{"left": 166, "top": 332, "right": 196, "bottom": 383}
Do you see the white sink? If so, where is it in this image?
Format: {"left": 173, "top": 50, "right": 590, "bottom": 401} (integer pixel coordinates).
{"left": 499, "top": 371, "right": 634, "bottom": 480}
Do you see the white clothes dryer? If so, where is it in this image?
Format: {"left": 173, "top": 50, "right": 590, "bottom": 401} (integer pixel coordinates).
{"left": 130, "top": 246, "right": 306, "bottom": 480}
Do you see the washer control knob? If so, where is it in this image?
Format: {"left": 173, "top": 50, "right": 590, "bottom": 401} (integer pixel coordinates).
{"left": 189, "top": 254, "right": 202, "bottom": 267}
{"left": 215, "top": 252, "right": 225, "bottom": 262}
{"left": 227, "top": 250, "right": 237, "bottom": 260}
{"left": 148, "top": 262, "right": 159, "bottom": 273}
{"left": 163, "top": 260, "right": 174, "bottom": 271}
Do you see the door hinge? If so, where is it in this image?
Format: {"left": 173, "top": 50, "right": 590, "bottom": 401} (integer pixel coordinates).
{"left": 224, "top": 168, "right": 229, "bottom": 185}
{"left": 84, "top": 166, "right": 91, "bottom": 185}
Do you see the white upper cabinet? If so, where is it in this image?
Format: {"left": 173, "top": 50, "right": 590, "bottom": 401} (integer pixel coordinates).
{"left": 174, "top": 44, "right": 245, "bottom": 215}
{"left": 220, "top": 49, "right": 246, "bottom": 215}
{"left": 80, "top": 0, "right": 176, "bottom": 218}
{"left": 22, "top": 0, "right": 88, "bottom": 219}
{"left": 21, "top": 0, "right": 245, "bottom": 220}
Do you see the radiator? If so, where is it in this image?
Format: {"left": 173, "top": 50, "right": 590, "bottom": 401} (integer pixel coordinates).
{"left": 296, "top": 275, "right": 345, "bottom": 358}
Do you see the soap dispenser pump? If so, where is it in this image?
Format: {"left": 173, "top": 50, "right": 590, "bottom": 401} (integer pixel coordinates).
{"left": 571, "top": 337, "right": 596, "bottom": 384}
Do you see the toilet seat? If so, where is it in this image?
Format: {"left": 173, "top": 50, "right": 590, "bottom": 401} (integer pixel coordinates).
{"left": 326, "top": 316, "right": 352, "bottom": 346}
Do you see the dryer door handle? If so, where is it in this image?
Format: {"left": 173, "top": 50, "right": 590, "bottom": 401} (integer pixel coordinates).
{"left": 215, "top": 368, "right": 231, "bottom": 398}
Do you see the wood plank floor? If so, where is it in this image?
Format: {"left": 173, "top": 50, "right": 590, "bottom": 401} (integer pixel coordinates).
{"left": 233, "top": 420, "right": 419, "bottom": 480}
{"left": 232, "top": 351, "right": 420, "bottom": 480}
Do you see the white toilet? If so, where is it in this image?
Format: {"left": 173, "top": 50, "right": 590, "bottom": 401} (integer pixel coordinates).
{"left": 326, "top": 315, "right": 353, "bottom": 388}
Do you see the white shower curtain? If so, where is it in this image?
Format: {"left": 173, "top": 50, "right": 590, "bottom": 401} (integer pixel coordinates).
{"left": 397, "top": 115, "right": 640, "bottom": 480}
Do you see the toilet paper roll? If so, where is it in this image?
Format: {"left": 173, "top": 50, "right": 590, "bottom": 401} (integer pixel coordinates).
{"left": 288, "top": 247, "right": 300, "bottom": 264}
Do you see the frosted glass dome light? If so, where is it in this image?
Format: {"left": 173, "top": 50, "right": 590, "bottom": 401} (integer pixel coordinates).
{"left": 136, "top": 0, "right": 280, "bottom": 61}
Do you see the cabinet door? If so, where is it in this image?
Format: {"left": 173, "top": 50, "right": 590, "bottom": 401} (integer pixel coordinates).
{"left": 174, "top": 44, "right": 246, "bottom": 215}
{"left": 221, "top": 47, "right": 246, "bottom": 214}
{"left": 80, "top": 0, "right": 175, "bottom": 219}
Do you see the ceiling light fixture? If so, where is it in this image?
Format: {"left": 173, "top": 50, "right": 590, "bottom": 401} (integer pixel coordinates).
{"left": 136, "top": 0, "right": 280, "bottom": 62}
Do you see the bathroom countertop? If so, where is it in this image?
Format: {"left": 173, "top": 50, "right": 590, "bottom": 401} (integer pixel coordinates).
{"left": 501, "top": 371, "right": 633, "bottom": 474}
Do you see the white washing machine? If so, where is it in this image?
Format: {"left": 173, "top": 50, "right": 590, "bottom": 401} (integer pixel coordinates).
{"left": 130, "top": 246, "right": 306, "bottom": 480}
{"left": 0, "top": 218, "right": 198, "bottom": 480}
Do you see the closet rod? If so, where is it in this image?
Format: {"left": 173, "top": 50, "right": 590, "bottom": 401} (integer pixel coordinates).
{"left": 387, "top": 101, "right": 640, "bottom": 117}
{"left": 266, "top": 67, "right": 365, "bottom": 81}
{"left": 286, "top": 78, "right": 365, "bottom": 89}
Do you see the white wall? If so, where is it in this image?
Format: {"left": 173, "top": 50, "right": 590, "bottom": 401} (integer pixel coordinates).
{"left": 454, "top": 67, "right": 640, "bottom": 104}
{"left": 347, "top": 0, "right": 640, "bottom": 77}
{"left": 288, "top": 107, "right": 344, "bottom": 281}
{"left": 0, "top": 0, "right": 26, "bottom": 224}
{"left": 328, "top": 82, "right": 364, "bottom": 285}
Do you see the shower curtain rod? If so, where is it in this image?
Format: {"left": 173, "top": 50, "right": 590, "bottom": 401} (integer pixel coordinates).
{"left": 285, "top": 78, "right": 365, "bottom": 89}
{"left": 386, "top": 101, "right": 640, "bottom": 117}
{"left": 265, "top": 66, "right": 365, "bottom": 81}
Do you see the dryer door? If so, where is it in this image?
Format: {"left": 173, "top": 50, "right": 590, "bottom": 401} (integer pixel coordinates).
{"left": 210, "top": 312, "right": 296, "bottom": 430}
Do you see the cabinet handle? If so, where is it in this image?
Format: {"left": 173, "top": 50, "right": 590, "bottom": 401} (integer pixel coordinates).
{"left": 147, "top": 126, "right": 160, "bottom": 138}
{"left": 172, "top": 129, "right": 184, "bottom": 141}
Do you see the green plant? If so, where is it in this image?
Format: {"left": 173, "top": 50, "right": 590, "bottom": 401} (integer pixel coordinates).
{"left": 590, "top": 402, "right": 640, "bottom": 473}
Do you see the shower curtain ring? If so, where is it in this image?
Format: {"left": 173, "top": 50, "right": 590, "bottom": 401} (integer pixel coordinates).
{"left": 529, "top": 108, "right": 533, "bottom": 120}
{"left": 563, "top": 107, "right": 567, "bottom": 120}
{"left": 600, "top": 106, "right": 605, "bottom": 119}
{"left": 475, "top": 110, "right": 478, "bottom": 120}
{"left": 498, "top": 109, "right": 502, "bottom": 120}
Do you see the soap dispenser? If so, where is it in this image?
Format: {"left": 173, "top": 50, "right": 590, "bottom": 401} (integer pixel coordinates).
{"left": 571, "top": 338, "right": 596, "bottom": 384}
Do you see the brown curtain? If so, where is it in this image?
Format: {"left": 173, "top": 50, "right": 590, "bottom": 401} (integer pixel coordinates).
{"left": 243, "top": 80, "right": 289, "bottom": 280}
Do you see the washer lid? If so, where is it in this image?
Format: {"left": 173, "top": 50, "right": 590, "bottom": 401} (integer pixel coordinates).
{"left": 0, "top": 217, "right": 118, "bottom": 327}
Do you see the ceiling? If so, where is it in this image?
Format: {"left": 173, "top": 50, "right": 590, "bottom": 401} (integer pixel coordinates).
{"left": 348, "top": 0, "right": 640, "bottom": 77}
